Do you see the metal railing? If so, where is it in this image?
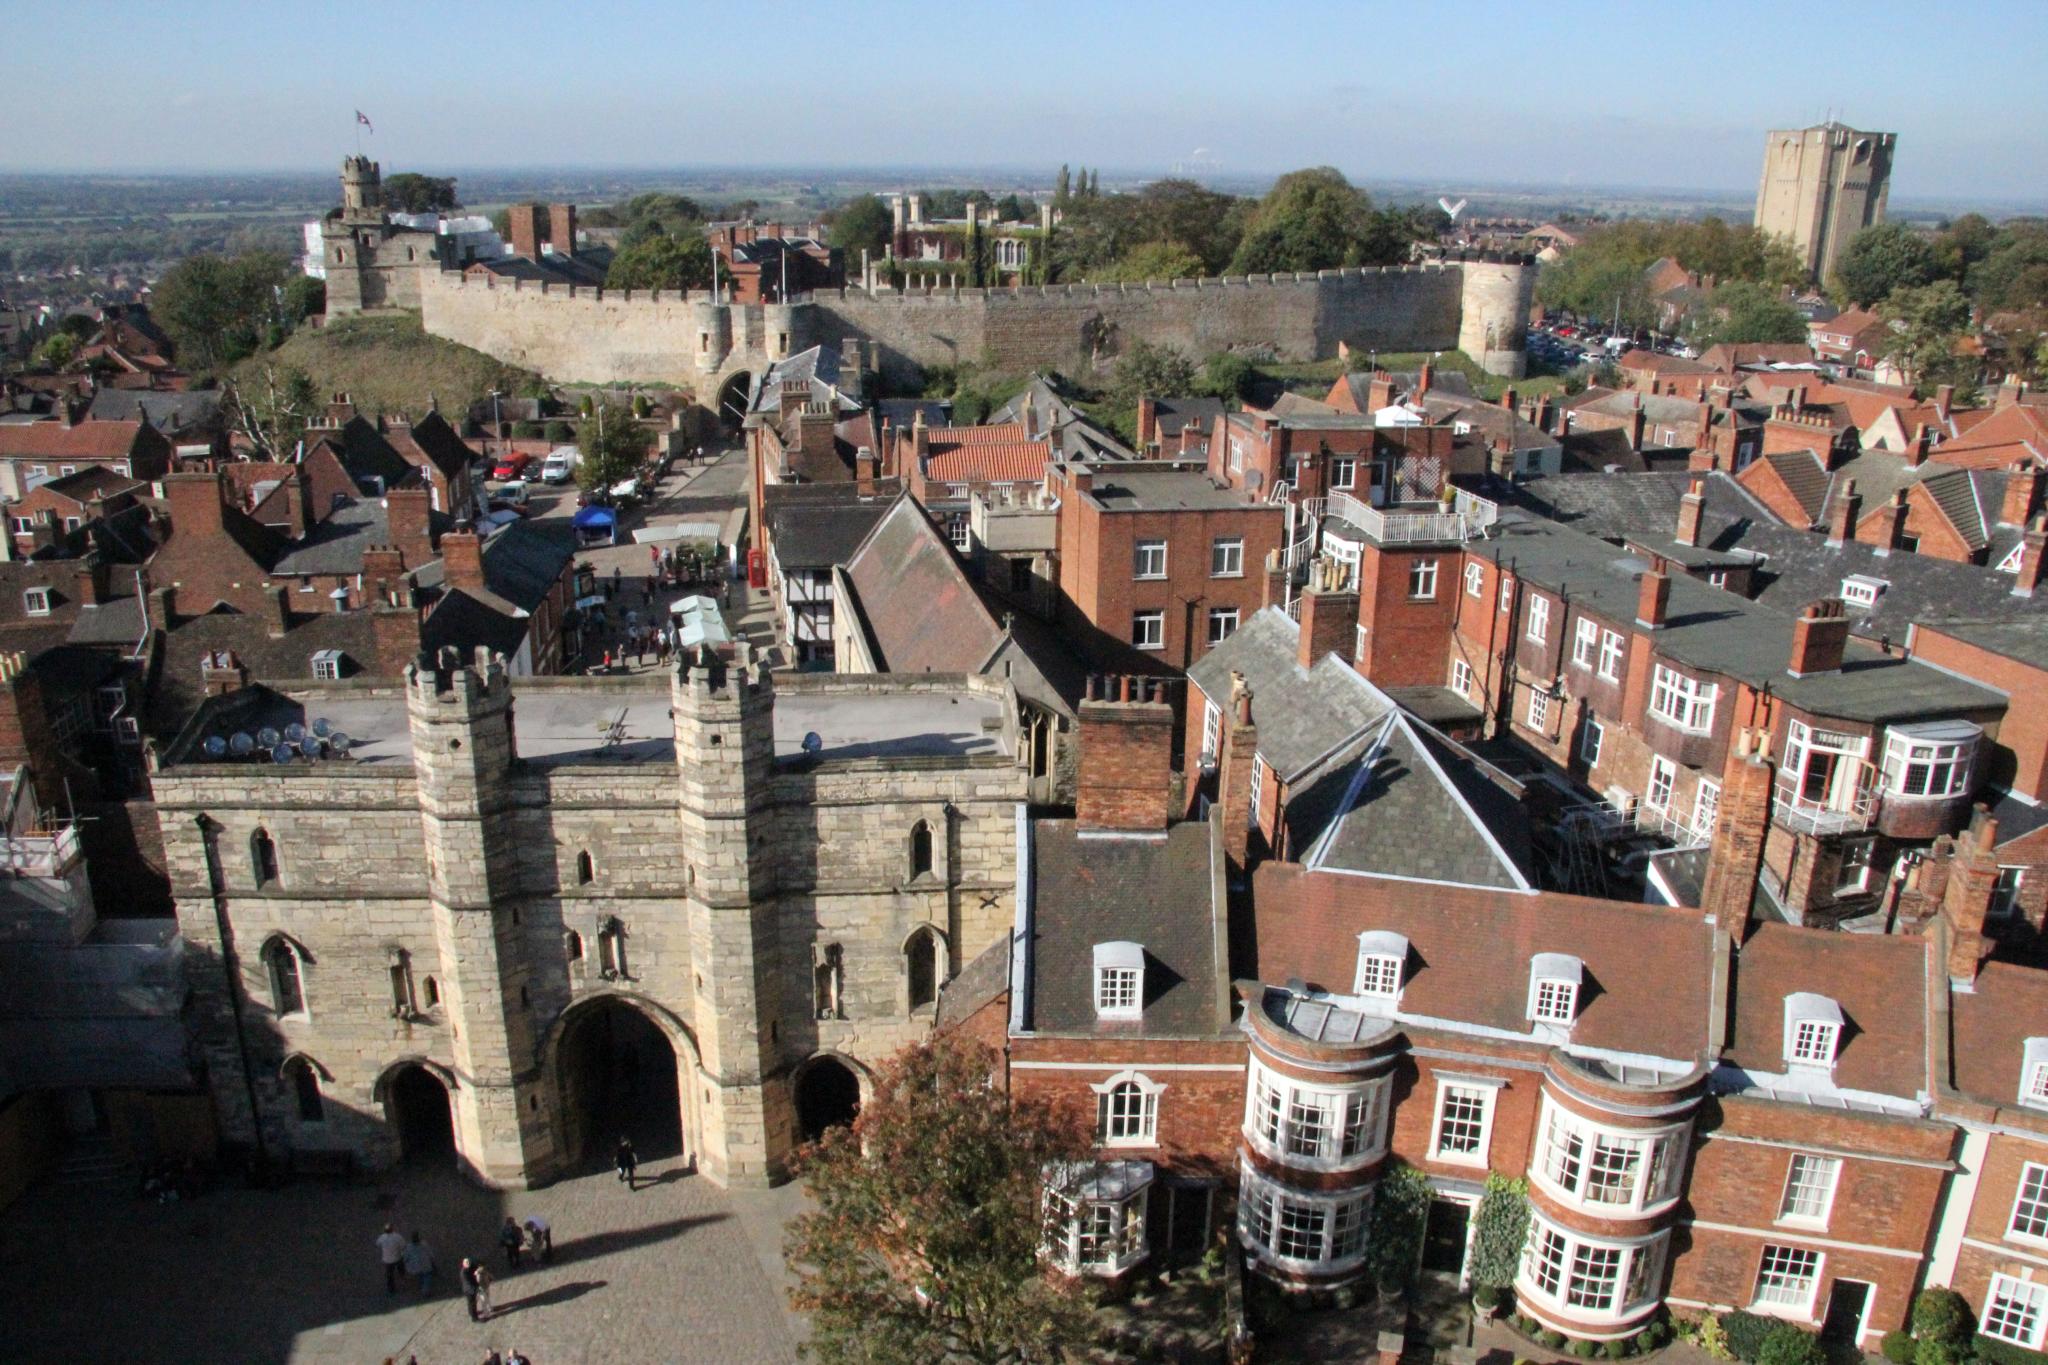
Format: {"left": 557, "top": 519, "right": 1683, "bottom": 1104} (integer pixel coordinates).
{"left": 0, "top": 825, "right": 81, "bottom": 879}
{"left": 1771, "top": 777, "right": 1877, "bottom": 836}
{"left": 1325, "top": 488, "right": 1499, "bottom": 545}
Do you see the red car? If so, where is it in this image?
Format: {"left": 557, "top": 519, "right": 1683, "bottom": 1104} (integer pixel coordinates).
{"left": 492, "top": 452, "right": 532, "bottom": 480}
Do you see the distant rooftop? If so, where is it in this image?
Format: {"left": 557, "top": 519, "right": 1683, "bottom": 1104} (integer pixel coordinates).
{"left": 1079, "top": 463, "right": 1275, "bottom": 514}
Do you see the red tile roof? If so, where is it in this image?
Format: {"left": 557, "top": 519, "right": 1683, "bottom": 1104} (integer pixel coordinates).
{"left": 0, "top": 420, "right": 151, "bottom": 460}
{"left": 1949, "top": 960, "right": 2048, "bottom": 1119}
{"left": 1724, "top": 922, "right": 1928, "bottom": 1101}
{"left": 920, "top": 423, "right": 1048, "bottom": 484}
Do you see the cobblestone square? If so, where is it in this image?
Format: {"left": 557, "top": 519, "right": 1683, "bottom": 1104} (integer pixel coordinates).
{"left": 3, "top": 1151, "right": 807, "bottom": 1365}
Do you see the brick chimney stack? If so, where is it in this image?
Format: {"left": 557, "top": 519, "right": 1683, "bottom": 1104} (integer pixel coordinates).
{"left": 1825, "top": 478, "right": 1861, "bottom": 547}
{"left": 1075, "top": 674, "right": 1175, "bottom": 832}
{"left": 1636, "top": 562, "right": 1671, "bottom": 629}
{"left": 199, "top": 648, "right": 249, "bottom": 698}
{"left": 1368, "top": 371, "right": 1396, "bottom": 414}
{"left": 2002, "top": 461, "right": 2042, "bottom": 527}
{"left": 163, "top": 470, "right": 229, "bottom": 543}
{"left": 1934, "top": 384, "right": 1954, "bottom": 421}
{"left": 506, "top": 204, "right": 544, "bottom": 260}
{"left": 264, "top": 583, "right": 291, "bottom": 638}
{"left": 1297, "top": 557, "right": 1360, "bottom": 670}
{"left": 547, "top": 204, "right": 577, "bottom": 257}
{"left": 1628, "top": 396, "right": 1647, "bottom": 453}
{"left": 1876, "top": 489, "right": 1911, "bottom": 555}
{"left": 385, "top": 487, "right": 435, "bottom": 570}
{"left": 73, "top": 555, "right": 107, "bottom": 608}
{"left": 440, "top": 527, "right": 486, "bottom": 595}
{"left": 1787, "top": 598, "right": 1850, "bottom": 676}
{"left": 1416, "top": 361, "right": 1434, "bottom": 401}
{"left": 1942, "top": 807, "right": 2001, "bottom": 986}
{"left": 1700, "top": 727, "right": 1774, "bottom": 947}
{"left": 1906, "top": 423, "right": 1934, "bottom": 468}
{"left": 1215, "top": 672, "right": 1259, "bottom": 868}
{"left": 2013, "top": 514, "right": 2047, "bottom": 598}
{"left": 1676, "top": 473, "right": 1706, "bottom": 547}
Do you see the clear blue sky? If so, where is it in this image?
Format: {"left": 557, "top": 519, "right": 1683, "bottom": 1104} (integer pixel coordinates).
{"left": 6, "top": 0, "right": 2044, "bottom": 203}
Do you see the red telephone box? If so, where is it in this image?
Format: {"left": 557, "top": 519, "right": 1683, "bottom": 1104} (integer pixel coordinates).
{"left": 747, "top": 547, "right": 767, "bottom": 589}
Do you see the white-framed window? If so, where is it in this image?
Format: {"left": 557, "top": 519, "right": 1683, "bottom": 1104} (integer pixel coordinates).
{"left": 1201, "top": 699, "right": 1222, "bottom": 763}
{"left": 2014, "top": 1162, "right": 2048, "bottom": 1244}
{"left": 1784, "top": 993, "right": 1843, "bottom": 1069}
{"left": 1840, "top": 575, "right": 1886, "bottom": 609}
{"left": 1526, "top": 686, "right": 1550, "bottom": 730}
{"left": 1527, "top": 952, "right": 1583, "bottom": 1025}
{"left": 1093, "top": 1071, "right": 1162, "bottom": 1148}
{"left": 1043, "top": 1161, "right": 1151, "bottom": 1276}
{"left": 1647, "top": 756, "right": 1677, "bottom": 813}
{"left": 8, "top": 516, "right": 33, "bottom": 535}
{"left": 1134, "top": 539, "right": 1166, "bottom": 579}
{"left": 1752, "top": 1243, "right": 1823, "bottom": 1315}
{"left": 1353, "top": 930, "right": 1408, "bottom": 1001}
{"left": 947, "top": 516, "right": 970, "bottom": 552}
{"left": 1210, "top": 537, "right": 1244, "bottom": 578}
{"left": 1207, "top": 606, "right": 1239, "bottom": 645}
{"left": 1533, "top": 1095, "right": 1686, "bottom": 1213}
{"left": 1649, "top": 665, "right": 1717, "bottom": 733}
{"left": 1692, "top": 779, "right": 1721, "bottom": 842}
{"left": 22, "top": 588, "right": 50, "bottom": 616}
{"left": 1533, "top": 980, "right": 1578, "bottom": 1024}
{"left": 1499, "top": 574, "right": 1513, "bottom": 612}
{"left": 1881, "top": 727, "right": 1976, "bottom": 799}
{"left": 1238, "top": 1161, "right": 1373, "bottom": 1270}
{"left": 1517, "top": 1213, "right": 1667, "bottom": 1323}
{"left": 1409, "top": 559, "right": 1438, "bottom": 600}
{"left": 1580, "top": 719, "right": 1604, "bottom": 768}
{"left": 1432, "top": 1080, "right": 1497, "bottom": 1166}
{"left": 1093, "top": 942, "right": 1144, "bottom": 1020}
{"left": 1331, "top": 456, "right": 1356, "bottom": 489}
{"left": 1527, "top": 594, "right": 1550, "bottom": 644}
{"left": 1354, "top": 624, "right": 1366, "bottom": 662}
{"left": 1132, "top": 610, "right": 1164, "bottom": 650}
{"left": 1778, "top": 1153, "right": 1841, "bottom": 1227}
{"left": 310, "top": 648, "right": 344, "bottom": 681}
{"left": 1247, "top": 755, "right": 1264, "bottom": 825}
{"left": 1991, "top": 867, "right": 2026, "bottom": 920}
{"left": 2023, "top": 1040, "right": 2048, "bottom": 1110}
{"left": 1981, "top": 1273, "right": 2048, "bottom": 1350}
{"left": 1244, "top": 1058, "right": 1391, "bottom": 1167}
{"left": 1836, "top": 838, "right": 1877, "bottom": 894}
{"left": 1466, "top": 562, "right": 1485, "bottom": 598}
{"left": 1573, "top": 617, "right": 1598, "bottom": 667}
{"left": 1598, "top": 629, "right": 1624, "bottom": 681}
{"left": 1452, "top": 659, "right": 1472, "bottom": 696}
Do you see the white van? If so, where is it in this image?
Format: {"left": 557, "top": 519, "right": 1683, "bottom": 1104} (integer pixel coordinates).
{"left": 541, "top": 450, "right": 576, "bottom": 484}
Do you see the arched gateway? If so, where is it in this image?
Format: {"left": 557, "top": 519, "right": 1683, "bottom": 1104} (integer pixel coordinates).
{"left": 549, "top": 993, "right": 701, "bottom": 1170}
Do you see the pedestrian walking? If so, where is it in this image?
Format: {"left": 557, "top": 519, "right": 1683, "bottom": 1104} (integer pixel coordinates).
{"left": 522, "top": 1214, "right": 553, "bottom": 1263}
{"left": 402, "top": 1230, "right": 436, "bottom": 1296}
{"left": 377, "top": 1223, "right": 407, "bottom": 1295}
{"left": 615, "top": 1135, "right": 638, "bottom": 1188}
{"left": 506, "top": 1349, "right": 532, "bottom": 1365}
{"left": 460, "top": 1257, "right": 492, "bottom": 1321}
{"left": 499, "top": 1215, "right": 525, "bottom": 1270}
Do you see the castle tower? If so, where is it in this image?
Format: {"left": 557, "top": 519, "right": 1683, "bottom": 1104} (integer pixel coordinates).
{"left": 340, "top": 155, "right": 384, "bottom": 223}
{"left": 1755, "top": 124, "right": 1895, "bottom": 283}
{"left": 1457, "top": 257, "right": 1536, "bottom": 378}
{"left": 669, "top": 643, "right": 791, "bottom": 1186}
{"left": 405, "top": 646, "right": 556, "bottom": 1186}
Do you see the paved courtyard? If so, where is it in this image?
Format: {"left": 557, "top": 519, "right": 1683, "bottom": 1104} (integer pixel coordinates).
{"left": 3, "top": 1149, "right": 808, "bottom": 1365}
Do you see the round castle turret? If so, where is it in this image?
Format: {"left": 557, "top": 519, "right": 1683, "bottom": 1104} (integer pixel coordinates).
{"left": 340, "top": 155, "right": 384, "bottom": 222}
{"left": 1456, "top": 254, "right": 1536, "bottom": 378}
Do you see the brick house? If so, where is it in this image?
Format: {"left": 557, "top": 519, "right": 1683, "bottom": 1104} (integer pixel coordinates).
{"left": 1047, "top": 458, "right": 1286, "bottom": 673}
{"left": 6, "top": 467, "right": 144, "bottom": 559}
{"left": 0, "top": 415, "right": 172, "bottom": 501}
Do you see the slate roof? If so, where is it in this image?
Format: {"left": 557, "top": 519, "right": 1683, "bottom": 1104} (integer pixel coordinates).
{"left": 842, "top": 497, "right": 1004, "bottom": 673}
{"left": 1025, "top": 818, "right": 1225, "bottom": 1038}
{"left": 65, "top": 595, "right": 148, "bottom": 647}
{"left": 748, "top": 346, "right": 862, "bottom": 417}
{"left": 420, "top": 588, "right": 528, "bottom": 660}
{"left": 873, "top": 398, "right": 952, "bottom": 429}
{"left": 1497, "top": 469, "right": 1779, "bottom": 544}
{"left": 387, "top": 411, "right": 475, "bottom": 480}
{"left": 989, "top": 375, "right": 1135, "bottom": 461}
{"left": 147, "top": 609, "right": 382, "bottom": 738}
{"left": 270, "top": 497, "right": 448, "bottom": 577}
{"left": 934, "top": 935, "right": 1011, "bottom": 1034}
{"left": 1149, "top": 395, "right": 1225, "bottom": 439}
{"left": 1187, "top": 607, "right": 1396, "bottom": 782}
{"left": 765, "top": 490, "right": 895, "bottom": 570}
{"left": 85, "top": 387, "right": 221, "bottom": 433}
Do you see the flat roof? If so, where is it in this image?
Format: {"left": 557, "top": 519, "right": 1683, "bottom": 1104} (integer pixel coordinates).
{"left": 1083, "top": 466, "right": 1279, "bottom": 514}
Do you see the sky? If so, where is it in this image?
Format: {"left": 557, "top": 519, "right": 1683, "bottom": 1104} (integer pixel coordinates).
{"left": 5, "top": 0, "right": 2046, "bottom": 204}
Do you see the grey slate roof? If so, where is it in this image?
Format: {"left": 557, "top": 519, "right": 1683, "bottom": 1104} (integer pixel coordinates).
{"left": 765, "top": 491, "right": 895, "bottom": 570}
{"left": 1025, "top": 819, "right": 1224, "bottom": 1038}
{"left": 935, "top": 935, "right": 1011, "bottom": 1034}
{"left": 86, "top": 387, "right": 222, "bottom": 433}
{"left": 1186, "top": 607, "right": 1396, "bottom": 782}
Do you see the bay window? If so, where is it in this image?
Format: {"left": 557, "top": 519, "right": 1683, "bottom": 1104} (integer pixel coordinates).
{"left": 1531, "top": 1095, "right": 1686, "bottom": 1214}
{"left": 1648, "top": 665, "right": 1717, "bottom": 733}
{"left": 1238, "top": 1161, "right": 1374, "bottom": 1272}
{"left": 1881, "top": 723, "right": 1978, "bottom": 799}
{"left": 1244, "top": 1057, "right": 1390, "bottom": 1168}
{"left": 1517, "top": 1213, "right": 1667, "bottom": 1323}
{"left": 1043, "top": 1160, "right": 1152, "bottom": 1275}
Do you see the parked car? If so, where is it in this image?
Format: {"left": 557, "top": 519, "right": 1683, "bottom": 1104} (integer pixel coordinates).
{"left": 492, "top": 452, "right": 532, "bottom": 480}
{"left": 489, "top": 479, "right": 531, "bottom": 512}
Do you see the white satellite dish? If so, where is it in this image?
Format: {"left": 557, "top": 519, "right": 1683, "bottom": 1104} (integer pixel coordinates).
{"left": 1439, "top": 197, "right": 1468, "bottom": 222}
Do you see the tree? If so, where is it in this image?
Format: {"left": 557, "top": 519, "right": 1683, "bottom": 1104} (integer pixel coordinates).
{"left": 575, "top": 403, "right": 651, "bottom": 491}
{"left": 1228, "top": 167, "right": 1384, "bottom": 274}
{"left": 1087, "top": 170, "right": 1099, "bottom": 197}
{"left": 1111, "top": 339, "right": 1198, "bottom": 406}
{"left": 1685, "top": 282, "right": 1810, "bottom": 347}
{"left": 229, "top": 364, "right": 319, "bottom": 457}
{"left": 605, "top": 231, "right": 714, "bottom": 292}
{"left": 1202, "top": 352, "right": 1256, "bottom": 401}
{"left": 1969, "top": 221, "right": 2048, "bottom": 312}
{"left": 994, "top": 193, "right": 1037, "bottom": 224}
{"left": 828, "top": 195, "right": 893, "bottom": 259}
{"left": 32, "top": 332, "right": 78, "bottom": 369}
{"left": 1090, "top": 241, "right": 1205, "bottom": 283}
{"left": 281, "top": 275, "right": 325, "bottom": 327}
{"left": 1467, "top": 1173, "right": 1532, "bottom": 1289}
{"left": 786, "top": 1037, "right": 1097, "bottom": 1365}
{"left": 1830, "top": 223, "right": 1937, "bottom": 306}
{"left": 380, "top": 173, "right": 459, "bottom": 214}
{"left": 1881, "top": 280, "right": 1974, "bottom": 386}
{"left": 1055, "top": 165, "right": 1071, "bottom": 207}
{"left": 151, "top": 250, "right": 289, "bottom": 370}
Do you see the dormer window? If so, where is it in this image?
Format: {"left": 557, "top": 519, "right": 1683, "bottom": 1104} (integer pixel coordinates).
{"left": 311, "top": 649, "right": 346, "bottom": 681}
{"left": 2022, "top": 1038, "right": 2048, "bottom": 1111}
{"left": 22, "top": 588, "right": 50, "bottom": 616}
{"left": 1527, "top": 953, "right": 1583, "bottom": 1025}
{"left": 1353, "top": 931, "right": 1409, "bottom": 1002}
{"left": 1784, "top": 992, "right": 1843, "bottom": 1068}
{"left": 1093, "top": 941, "right": 1144, "bottom": 1021}
{"left": 1840, "top": 575, "right": 1886, "bottom": 609}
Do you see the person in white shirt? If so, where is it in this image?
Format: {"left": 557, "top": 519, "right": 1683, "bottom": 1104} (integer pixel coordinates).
{"left": 375, "top": 1223, "right": 407, "bottom": 1294}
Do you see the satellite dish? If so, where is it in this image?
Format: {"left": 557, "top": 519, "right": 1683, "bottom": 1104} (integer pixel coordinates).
{"left": 801, "top": 731, "right": 823, "bottom": 755}
{"left": 270, "top": 743, "right": 294, "bottom": 764}
{"left": 284, "top": 722, "right": 306, "bottom": 742}
{"left": 257, "top": 727, "right": 281, "bottom": 747}
{"left": 311, "top": 718, "right": 331, "bottom": 738}
{"left": 329, "top": 732, "right": 351, "bottom": 753}
{"left": 204, "top": 735, "right": 228, "bottom": 758}
{"left": 229, "top": 732, "right": 255, "bottom": 756}
{"left": 306, "top": 737, "right": 328, "bottom": 759}
{"left": 1439, "top": 197, "right": 1467, "bottom": 222}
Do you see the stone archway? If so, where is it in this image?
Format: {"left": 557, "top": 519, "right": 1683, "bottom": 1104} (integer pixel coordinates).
{"left": 794, "top": 1054, "right": 864, "bottom": 1144}
{"left": 548, "top": 993, "right": 700, "bottom": 1171}
{"left": 714, "top": 370, "right": 756, "bottom": 431}
{"left": 379, "top": 1061, "right": 456, "bottom": 1165}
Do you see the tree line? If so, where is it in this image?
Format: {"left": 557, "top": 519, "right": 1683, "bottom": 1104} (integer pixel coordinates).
{"left": 1830, "top": 217, "right": 2048, "bottom": 384}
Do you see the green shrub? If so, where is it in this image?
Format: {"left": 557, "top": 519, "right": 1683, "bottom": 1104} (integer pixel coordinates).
{"left": 1913, "top": 1339, "right": 1962, "bottom": 1365}
{"left": 1474, "top": 1283, "right": 1501, "bottom": 1311}
{"left": 1695, "top": 1314, "right": 1733, "bottom": 1362}
{"left": 1364, "top": 1164, "right": 1432, "bottom": 1293}
{"left": 1974, "top": 1337, "right": 2048, "bottom": 1365}
{"left": 1912, "top": 1290, "right": 1973, "bottom": 1348}
{"left": 1540, "top": 1330, "right": 1567, "bottom": 1349}
{"left": 1722, "top": 1310, "right": 1774, "bottom": 1363}
{"left": 545, "top": 420, "right": 572, "bottom": 443}
{"left": 1757, "top": 1323, "right": 1827, "bottom": 1365}
{"left": 1641, "top": 1319, "right": 1672, "bottom": 1350}
{"left": 1571, "top": 1338, "right": 1599, "bottom": 1358}
{"left": 1470, "top": 1173, "right": 1534, "bottom": 1289}
{"left": 1880, "top": 1331, "right": 1917, "bottom": 1365}
{"left": 1603, "top": 1338, "right": 1632, "bottom": 1358}
{"left": 513, "top": 421, "right": 542, "bottom": 438}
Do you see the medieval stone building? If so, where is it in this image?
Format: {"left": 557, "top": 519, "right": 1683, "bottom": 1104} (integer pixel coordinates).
{"left": 153, "top": 646, "right": 1028, "bottom": 1187}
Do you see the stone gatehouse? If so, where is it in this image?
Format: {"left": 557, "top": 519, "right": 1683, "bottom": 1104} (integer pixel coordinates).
{"left": 153, "top": 646, "right": 1027, "bottom": 1188}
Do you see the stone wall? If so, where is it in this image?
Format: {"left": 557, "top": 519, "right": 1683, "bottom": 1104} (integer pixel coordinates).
{"left": 416, "top": 256, "right": 1530, "bottom": 389}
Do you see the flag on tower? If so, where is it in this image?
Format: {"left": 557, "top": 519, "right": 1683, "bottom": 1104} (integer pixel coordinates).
{"left": 356, "top": 110, "right": 373, "bottom": 133}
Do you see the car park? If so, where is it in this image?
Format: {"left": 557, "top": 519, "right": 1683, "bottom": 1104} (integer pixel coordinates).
{"left": 492, "top": 452, "right": 532, "bottom": 480}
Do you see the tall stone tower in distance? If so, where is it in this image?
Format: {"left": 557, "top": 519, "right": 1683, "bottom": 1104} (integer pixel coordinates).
{"left": 1753, "top": 123, "right": 1895, "bottom": 284}
{"left": 340, "top": 155, "right": 385, "bottom": 223}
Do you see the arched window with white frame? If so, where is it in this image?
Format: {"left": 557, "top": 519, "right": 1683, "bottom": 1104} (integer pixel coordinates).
{"left": 1092, "top": 1071, "right": 1163, "bottom": 1148}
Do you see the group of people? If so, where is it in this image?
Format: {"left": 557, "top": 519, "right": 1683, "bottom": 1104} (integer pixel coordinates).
{"left": 374, "top": 1211, "right": 553, "bottom": 1322}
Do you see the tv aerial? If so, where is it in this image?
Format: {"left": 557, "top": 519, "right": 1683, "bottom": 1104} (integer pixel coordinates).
{"left": 1439, "top": 197, "right": 1468, "bottom": 223}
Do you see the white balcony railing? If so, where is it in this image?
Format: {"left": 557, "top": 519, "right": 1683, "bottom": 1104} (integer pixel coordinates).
{"left": 1771, "top": 777, "right": 1877, "bottom": 836}
{"left": 1325, "top": 488, "right": 1498, "bottom": 545}
{"left": 0, "top": 825, "right": 81, "bottom": 879}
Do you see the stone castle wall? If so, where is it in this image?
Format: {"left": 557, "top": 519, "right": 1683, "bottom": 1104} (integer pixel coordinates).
{"left": 416, "top": 256, "right": 1528, "bottom": 388}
